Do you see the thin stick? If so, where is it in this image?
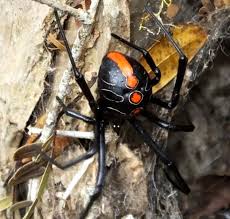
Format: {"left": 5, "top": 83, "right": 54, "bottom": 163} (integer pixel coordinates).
{"left": 57, "top": 157, "right": 94, "bottom": 202}
{"left": 28, "top": 127, "right": 95, "bottom": 140}
{"left": 33, "top": 0, "right": 92, "bottom": 24}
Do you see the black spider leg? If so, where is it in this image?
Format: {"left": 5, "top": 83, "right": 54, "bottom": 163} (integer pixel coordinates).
{"left": 141, "top": 110, "right": 194, "bottom": 132}
{"left": 57, "top": 74, "right": 97, "bottom": 121}
{"left": 129, "top": 118, "right": 190, "bottom": 194}
{"left": 80, "top": 120, "right": 106, "bottom": 219}
{"left": 54, "top": 9, "right": 98, "bottom": 113}
{"left": 111, "top": 33, "right": 161, "bottom": 85}
{"left": 31, "top": 95, "right": 97, "bottom": 169}
{"left": 145, "top": 6, "right": 188, "bottom": 109}
{"left": 33, "top": 126, "right": 97, "bottom": 170}
{"left": 69, "top": 74, "right": 97, "bottom": 108}
{"left": 34, "top": 139, "right": 97, "bottom": 170}
{"left": 36, "top": 10, "right": 99, "bottom": 169}
{"left": 56, "top": 96, "right": 96, "bottom": 124}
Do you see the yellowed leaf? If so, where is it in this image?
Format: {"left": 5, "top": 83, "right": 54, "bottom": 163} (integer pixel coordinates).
{"left": 0, "top": 196, "right": 12, "bottom": 211}
{"left": 140, "top": 24, "right": 207, "bottom": 93}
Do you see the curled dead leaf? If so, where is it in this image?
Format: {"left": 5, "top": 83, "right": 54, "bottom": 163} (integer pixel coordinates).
{"left": 47, "top": 33, "right": 65, "bottom": 51}
{"left": 21, "top": 113, "right": 72, "bottom": 164}
{"left": 140, "top": 24, "right": 207, "bottom": 93}
{"left": 8, "top": 161, "right": 45, "bottom": 186}
{"left": 13, "top": 143, "right": 43, "bottom": 161}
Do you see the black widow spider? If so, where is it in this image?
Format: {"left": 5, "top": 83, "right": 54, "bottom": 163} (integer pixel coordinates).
{"left": 37, "top": 7, "right": 195, "bottom": 218}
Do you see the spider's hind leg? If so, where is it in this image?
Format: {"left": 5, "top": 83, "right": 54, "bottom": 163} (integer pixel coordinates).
{"left": 141, "top": 110, "right": 195, "bottom": 132}
{"left": 129, "top": 118, "right": 190, "bottom": 194}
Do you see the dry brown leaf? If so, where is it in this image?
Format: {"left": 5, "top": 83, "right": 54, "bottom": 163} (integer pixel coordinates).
{"left": 14, "top": 143, "right": 43, "bottom": 161}
{"left": 166, "top": 4, "right": 180, "bottom": 19}
{"left": 47, "top": 33, "right": 65, "bottom": 51}
{"left": 140, "top": 24, "right": 207, "bottom": 94}
{"left": 8, "top": 162, "right": 45, "bottom": 186}
{"left": 10, "top": 133, "right": 72, "bottom": 185}
{"left": 53, "top": 136, "right": 73, "bottom": 157}
{"left": 215, "top": 0, "right": 230, "bottom": 7}
{"left": 224, "top": 0, "right": 230, "bottom": 5}
{"left": 24, "top": 135, "right": 72, "bottom": 161}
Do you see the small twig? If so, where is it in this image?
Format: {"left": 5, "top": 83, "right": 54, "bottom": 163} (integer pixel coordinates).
{"left": 28, "top": 127, "right": 95, "bottom": 140}
{"left": 57, "top": 156, "right": 94, "bottom": 202}
{"left": 33, "top": 0, "right": 92, "bottom": 24}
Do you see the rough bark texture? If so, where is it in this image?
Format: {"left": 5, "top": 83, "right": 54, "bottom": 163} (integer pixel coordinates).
{"left": 0, "top": 0, "right": 51, "bottom": 208}
{"left": 0, "top": 2, "right": 50, "bottom": 165}
{"left": 0, "top": 0, "right": 229, "bottom": 219}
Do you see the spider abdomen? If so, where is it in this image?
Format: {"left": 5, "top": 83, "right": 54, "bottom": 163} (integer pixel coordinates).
{"left": 98, "top": 51, "right": 152, "bottom": 117}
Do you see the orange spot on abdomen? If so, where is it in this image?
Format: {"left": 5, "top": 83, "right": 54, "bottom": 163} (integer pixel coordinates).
{"left": 130, "top": 91, "right": 143, "bottom": 104}
{"left": 107, "top": 52, "right": 138, "bottom": 89}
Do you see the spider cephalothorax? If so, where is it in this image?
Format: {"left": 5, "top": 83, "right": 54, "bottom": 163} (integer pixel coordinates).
{"left": 35, "top": 7, "right": 196, "bottom": 219}
{"left": 98, "top": 51, "right": 152, "bottom": 117}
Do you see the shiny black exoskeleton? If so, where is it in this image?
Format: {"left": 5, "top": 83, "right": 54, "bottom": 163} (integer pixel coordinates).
{"left": 98, "top": 52, "right": 152, "bottom": 118}
{"left": 36, "top": 8, "right": 196, "bottom": 219}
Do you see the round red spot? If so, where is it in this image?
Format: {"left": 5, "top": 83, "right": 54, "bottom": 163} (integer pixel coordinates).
{"left": 129, "top": 91, "right": 143, "bottom": 105}
{"left": 131, "top": 107, "right": 143, "bottom": 115}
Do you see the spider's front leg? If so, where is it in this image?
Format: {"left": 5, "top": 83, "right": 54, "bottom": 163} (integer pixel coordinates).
{"left": 54, "top": 9, "right": 98, "bottom": 113}
{"left": 111, "top": 33, "right": 161, "bottom": 86}
{"left": 129, "top": 118, "right": 190, "bottom": 194}
{"left": 36, "top": 9, "right": 100, "bottom": 170}
{"left": 145, "top": 6, "right": 188, "bottom": 110}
